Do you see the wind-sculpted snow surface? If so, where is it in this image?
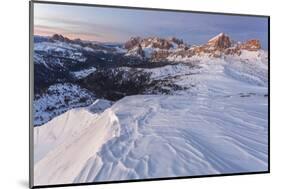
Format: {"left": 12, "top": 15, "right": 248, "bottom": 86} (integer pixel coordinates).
{"left": 34, "top": 100, "right": 117, "bottom": 184}
{"left": 34, "top": 72, "right": 268, "bottom": 185}
{"left": 34, "top": 94, "right": 268, "bottom": 185}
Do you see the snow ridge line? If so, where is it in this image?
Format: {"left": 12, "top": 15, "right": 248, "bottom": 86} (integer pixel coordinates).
{"left": 75, "top": 103, "right": 159, "bottom": 182}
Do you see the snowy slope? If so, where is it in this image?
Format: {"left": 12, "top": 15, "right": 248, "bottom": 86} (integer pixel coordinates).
{"left": 34, "top": 93, "right": 268, "bottom": 185}
{"left": 34, "top": 59, "right": 268, "bottom": 185}
{"left": 34, "top": 99, "right": 118, "bottom": 185}
{"left": 34, "top": 42, "right": 87, "bottom": 62}
{"left": 34, "top": 83, "right": 95, "bottom": 126}
{"left": 71, "top": 67, "right": 97, "bottom": 79}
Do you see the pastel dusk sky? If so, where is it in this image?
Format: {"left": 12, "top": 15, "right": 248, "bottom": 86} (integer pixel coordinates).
{"left": 34, "top": 3, "right": 268, "bottom": 48}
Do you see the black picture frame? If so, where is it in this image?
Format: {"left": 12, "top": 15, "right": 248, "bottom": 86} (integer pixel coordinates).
{"left": 29, "top": 1, "right": 270, "bottom": 188}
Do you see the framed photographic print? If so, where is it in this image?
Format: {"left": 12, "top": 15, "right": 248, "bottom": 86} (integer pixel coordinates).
{"left": 29, "top": 1, "right": 270, "bottom": 188}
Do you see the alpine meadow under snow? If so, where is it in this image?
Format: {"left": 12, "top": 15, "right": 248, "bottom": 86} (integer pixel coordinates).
{"left": 33, "top": 32, "right": 268, "bottom": 186}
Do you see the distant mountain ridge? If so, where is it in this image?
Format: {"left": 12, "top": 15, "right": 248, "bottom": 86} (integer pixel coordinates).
{"left": 124, "top": 33, "right": 263, "bottom": 61}
{"left": 33, "top": 33, "right": 267, "bottom": 126}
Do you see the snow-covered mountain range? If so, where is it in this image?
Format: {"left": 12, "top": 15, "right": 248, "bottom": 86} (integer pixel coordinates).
{"left": 124, "top": 33, "right": 266, "bottom": 62}
{"left": 33, "top": 33, "right": 267, "bottom": 126}
{"left": 33, "top": 33, "right": 268, "bottom": 186}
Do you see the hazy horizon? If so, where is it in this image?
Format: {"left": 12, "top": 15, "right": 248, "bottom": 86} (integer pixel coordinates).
{"left": 34, "top": 3, "right": 268, "bottom": 48}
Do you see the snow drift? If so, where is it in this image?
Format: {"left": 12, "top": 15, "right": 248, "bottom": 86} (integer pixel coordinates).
{"left": 34, "top": 88, "right": 268, "bottom": 185}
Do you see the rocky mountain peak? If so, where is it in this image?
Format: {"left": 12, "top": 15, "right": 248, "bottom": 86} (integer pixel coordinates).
{"left": 51, "top": 34, "right": 71, "bottom": 43}
{"left": 135, "top": 44, "right": 145, "bottom": 58}
{"left": 170, "top": 37, "right": 184, "bottom": 45}
{"left": 124, "top": 36, "right": 187, "bottom": 51}
{"left": 124, "top": 37, "right": 142, "bottom": 50}
{"left": 240, "top": 39, "right": 261, "bottom": 51}
{"left": 207, "top": 33, "right": 232, "bottom": 49}
{"left": 148, "top": 37, "right": 173, "bottom": 49}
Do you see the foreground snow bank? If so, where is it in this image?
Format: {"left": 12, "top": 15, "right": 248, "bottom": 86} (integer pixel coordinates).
{"left": 34, "top": 99, "right": 118, "bottom": 185}
{"left": 34, "top": 93, "right": 268, "bottom": 185}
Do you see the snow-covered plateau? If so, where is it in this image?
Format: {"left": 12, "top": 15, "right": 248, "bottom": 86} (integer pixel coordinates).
{"left": 33, "top": 33, "right": 268, "bottom": 186}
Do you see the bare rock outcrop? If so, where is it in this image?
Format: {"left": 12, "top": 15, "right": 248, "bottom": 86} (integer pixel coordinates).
{"left": 240, "top": 40, "right": 261, "bottom": 51}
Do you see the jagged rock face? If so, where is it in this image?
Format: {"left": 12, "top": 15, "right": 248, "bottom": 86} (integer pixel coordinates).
{"left": 124, "top": 37, "right": 186, "bottom": 50}
{"left": 178, "top": 44, "right": 189, "bottom": 50}
{"left": 124, "top": 33, "right": 262, "bottom": 61}
{"left": 170, "top": 49, "right": 195, "bottom": 58}
{"left": 124, "top": 37, "right": 141, "bottom": 50}
{"left": 126, "top": 44, "right": 145, "bottom": 59}
{"left": 136, "top": 44, "right": 145, "bottom": 58}
{"left": 170, "top": 37, "right": 184, "bottom": 45}
{"left": 51, "top": 34, "right": 71, "bottom": 43}
{"left": 150, "top": 38, "right": 173, "bottom": 49}
{"left": 207, "top": 33, "right": 232, "bottom": 49}
{"left": 179, "top": 33, "right": 233, "bottom": 58}
{"left": 240, "top": 40, "right": 261, "bottom": 51}
{"left": 125, "top": 36, "right": 190, "bottom": 60}
{"left": 151, "top": 50, "right": 170, "bottom": 61}
{"left": 225, "top": 47, "right": 242, "bottom": 56}
{"left": 50, "top": 34, "right": 86, "bottom": 47}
